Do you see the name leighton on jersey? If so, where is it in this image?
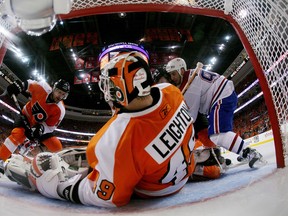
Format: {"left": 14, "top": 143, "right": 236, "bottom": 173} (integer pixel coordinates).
{"left": 145, "top": 102, "right": 193, "bottom": 164}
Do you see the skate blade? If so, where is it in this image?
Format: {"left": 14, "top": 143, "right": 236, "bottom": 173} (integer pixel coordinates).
{"left": 249, "top": 158, "right": 268, "bottom": 168}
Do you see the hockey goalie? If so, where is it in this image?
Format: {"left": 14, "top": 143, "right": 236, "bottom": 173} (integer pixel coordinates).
{"left": 0, "top": 143, "right": 229, "bottom": 203}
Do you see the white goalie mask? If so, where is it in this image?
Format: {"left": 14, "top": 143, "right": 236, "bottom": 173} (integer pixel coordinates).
{"left": 99, "top": 51, "right": 153, "bottom": 107}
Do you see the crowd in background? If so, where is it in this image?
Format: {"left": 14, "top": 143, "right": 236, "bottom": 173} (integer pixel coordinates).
{"left": 233, "top": 99, "right": 271, "bottom": 139}
{"left": 233, "top": 73, "right": 271, "bottom": 139}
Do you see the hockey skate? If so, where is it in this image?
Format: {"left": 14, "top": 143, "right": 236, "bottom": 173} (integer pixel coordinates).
{"left": 237, "top": 147, "right": 267, "bottom": 168}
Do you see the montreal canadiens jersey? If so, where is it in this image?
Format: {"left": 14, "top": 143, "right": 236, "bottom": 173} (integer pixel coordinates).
{"left": 183, "top": 69, "right": 234, "bottom": 121}
{"left": 79, "top": 83, "right": 195, "bottom": 207}
{"left": 22, "top": 80, "right": 65, "bottom": 134}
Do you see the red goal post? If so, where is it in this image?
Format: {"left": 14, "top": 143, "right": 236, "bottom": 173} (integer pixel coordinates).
{"left": 1, "top": 0, "right": 287, "bottom": 168}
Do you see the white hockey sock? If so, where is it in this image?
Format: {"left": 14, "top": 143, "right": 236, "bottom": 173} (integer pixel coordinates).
{"left": 210, "top": 131, "right": 247, "bottom": 154}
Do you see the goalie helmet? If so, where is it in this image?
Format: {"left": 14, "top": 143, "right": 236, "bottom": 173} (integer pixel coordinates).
{"left": 99, "top": 51, "right": 153, "bottom": 107}
{"left": 53, "top": 79, "right": 70, "bottom": 100}
{"left": 166, "top": 58, "right": 187, "bottom": 75}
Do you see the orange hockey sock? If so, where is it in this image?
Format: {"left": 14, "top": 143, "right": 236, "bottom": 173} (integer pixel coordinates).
{"left": 197, "top": 128, "right": 216, "bottom": 148}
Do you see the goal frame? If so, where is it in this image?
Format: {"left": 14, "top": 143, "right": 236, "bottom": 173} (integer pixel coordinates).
{"left": 60, "top": 3, "right": 285, "bottom": 168}
{"left": 0, "top": 1, "right": 286, "bottom": 168}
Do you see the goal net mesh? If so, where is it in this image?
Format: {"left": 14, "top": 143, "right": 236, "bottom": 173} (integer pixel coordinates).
{"left": 0, "top": 0, "right": 287, "bottom": 166}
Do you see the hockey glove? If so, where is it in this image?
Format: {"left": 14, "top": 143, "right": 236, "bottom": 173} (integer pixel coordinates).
{"left": 30, "top": 152, "right": 68, "bottom": 200}
{"left": 24, "top": 127, "right": 35, "bottom": 141}
{"left": 32, "top": 124, "right": 44, "bottom": 140}
{"left": 32, "top": 152, "right": 83, "bottom": 202}
{"left": 6, "top": 80, "right": 24, "bottom": 97}
{"left": 24, "top": 124, "right": 44, "bottom": 141}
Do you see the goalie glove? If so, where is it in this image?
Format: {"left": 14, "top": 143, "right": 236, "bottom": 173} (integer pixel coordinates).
{"left": 30, "top": 152, "right": 68, "bottom": 200}
{"left": 30, "top": 152, "right": 88, "bottom": 201}
{"left": 30, "top": 152, "right": 68, "bottom": 178}
{"left": 36, "top": 170, "right": 83, "bottom": 203}
{"left": 36, "top": 169, "right": 66, "bottom": 200}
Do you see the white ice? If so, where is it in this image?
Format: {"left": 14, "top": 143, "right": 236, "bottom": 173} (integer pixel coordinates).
{"left": 1, "top": 141, "right": 288, "bottom": 216}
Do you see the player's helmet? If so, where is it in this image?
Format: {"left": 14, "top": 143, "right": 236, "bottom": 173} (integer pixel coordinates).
{"left": 153, "top": 68, "right": 170, "bottom": 83}
{"left": 166, "top": 58, "right": 187, "bottom": 75}
{"left": 53, "top": 79, "right": 70, "bottom": 100}
{"left": 99, "top": 51, "right": 153, "bottom": 107}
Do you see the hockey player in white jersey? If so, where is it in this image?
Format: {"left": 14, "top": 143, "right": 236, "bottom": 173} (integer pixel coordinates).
{"left": 166, "top": 58, "right": 266, "bottom": 168}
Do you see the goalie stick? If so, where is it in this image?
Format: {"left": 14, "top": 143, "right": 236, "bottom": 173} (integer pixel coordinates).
{"left": 181, "top": 62, "right": 203, "bottom": 95}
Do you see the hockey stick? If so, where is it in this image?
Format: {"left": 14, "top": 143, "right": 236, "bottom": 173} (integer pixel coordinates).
{"left": 0, "top": 70, "right": 32, "bottom": 131}
{"left": 0, "top": 70, "right": 42, "bottom": 154}
{"left": 181, "top": 62, "right": 203, "bottom": 95}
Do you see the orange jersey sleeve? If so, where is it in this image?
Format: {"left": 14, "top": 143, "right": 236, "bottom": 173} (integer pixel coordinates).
{"left": 79, "top": 83, "right": 195, "bottom": 207}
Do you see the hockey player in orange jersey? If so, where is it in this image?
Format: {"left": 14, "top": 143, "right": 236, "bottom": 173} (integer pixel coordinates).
{"left": 0, "top": 79, "right": 70, "bottom": 162}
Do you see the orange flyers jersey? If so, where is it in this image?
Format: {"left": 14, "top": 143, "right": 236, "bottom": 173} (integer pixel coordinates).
{"left": 79, "top": 83, "right": 195, "bottom": 207}
{"left": 22, "top": 80, "right": 65, "bottom": 134}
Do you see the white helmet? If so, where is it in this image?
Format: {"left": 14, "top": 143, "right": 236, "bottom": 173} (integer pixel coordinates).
{"left": 166, "top": 58, "right": 187, "bottom": 75}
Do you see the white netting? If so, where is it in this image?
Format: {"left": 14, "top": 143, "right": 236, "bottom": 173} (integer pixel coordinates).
{"left": 0, "top": 7, "right": 14, "bottom": 49}
{"left": 0, "top": 0, "right": 287, "bottom": 166}
{"left": 227, "top": 0, "right": 288, "bottom": 159}
{"left": 71, "top": 0, "right": 224, "bottom": 10}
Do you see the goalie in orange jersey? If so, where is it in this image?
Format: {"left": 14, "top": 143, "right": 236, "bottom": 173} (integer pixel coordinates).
{"left": 0, "top": 78, "right": 70, "bottom": 163}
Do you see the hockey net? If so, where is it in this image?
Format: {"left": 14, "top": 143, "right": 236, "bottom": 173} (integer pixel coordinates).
{"left": 0, "top": 0, "right": 287, "bottom": 167}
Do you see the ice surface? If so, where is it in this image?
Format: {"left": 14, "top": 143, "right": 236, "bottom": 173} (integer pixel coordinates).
{"left": 1, "top": 141, "right": 287, "bottom": 216}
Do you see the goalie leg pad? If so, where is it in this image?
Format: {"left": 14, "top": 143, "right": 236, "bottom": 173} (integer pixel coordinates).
{"left": 194, "top": 147, "right": 223, "bottom": 166}
{"left": 57, "top": 174, "right": 82, "bottom": 203}
{"left": 5, "top": 154, "right": 36, "bottom": 191}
